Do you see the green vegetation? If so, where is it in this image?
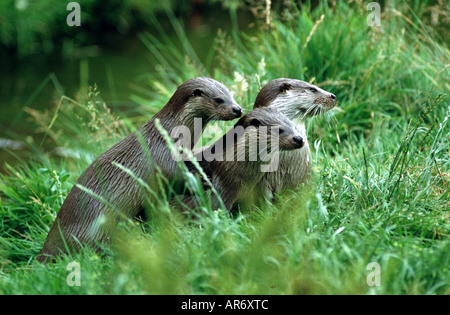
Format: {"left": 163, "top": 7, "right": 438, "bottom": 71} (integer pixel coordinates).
{"left": 0, "top": 0, "right": 190, "bottom": 57}
{"left": 0, "top": 1, "right": 449, "bottom": 295}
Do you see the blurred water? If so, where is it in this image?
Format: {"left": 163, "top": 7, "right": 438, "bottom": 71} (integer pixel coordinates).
{"left": 0, "top": 6, "right": 254, "bottom": 172}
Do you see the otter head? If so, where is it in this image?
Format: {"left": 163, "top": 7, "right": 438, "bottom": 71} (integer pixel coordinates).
{"left": 237, "top": 107, "right": 305, "bottom": 152}
{"left": 253, "top": 78, "right": 336, "bottom": 120}
{"left": 169, "top": 77, "right": 242, "bottom": 122}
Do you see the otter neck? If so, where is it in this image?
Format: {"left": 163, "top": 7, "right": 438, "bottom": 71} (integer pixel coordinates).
{"left": 264, "top": 103, "right": 307, "bottom": 138}
{"left": 268, "top": 92, "right": 313, "bottom": 123}
{"left": 232, "top": 128, "right": 276, "bottom": 163}
{"left": 147, "top": 107, "right": 211, "bottom": 149}
{"left": 291, "top": 117, "right": 306, "bottom": 136}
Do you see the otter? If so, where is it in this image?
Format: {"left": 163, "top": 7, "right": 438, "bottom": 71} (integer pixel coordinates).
{"left": 36, "top": 77, "right": 242, "bottom": 263}
{"left": 187, "top": 78, "right": 336, "bottom": 208}
{"left": 251, "top": 78, "right": 336, "bottom": 201}
{"left": 179, "top": 107, "right": 305, "bottom": 211}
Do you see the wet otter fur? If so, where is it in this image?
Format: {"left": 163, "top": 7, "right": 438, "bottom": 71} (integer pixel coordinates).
{"left": 179, "top": 107, "right": 304, "bottom": 211}
{"left": 252, "top": 78, "right": 337, "bottom": 201}
{"left": 186, "top": 78, "right": 336, "bottom": 208}
{"left": 36, "top": 77, "right": 242, "bottom": 263}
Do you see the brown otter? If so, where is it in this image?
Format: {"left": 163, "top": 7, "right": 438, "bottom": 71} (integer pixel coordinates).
{"left": 187, "top": 78, "right": 336, "bottom": 207}
{"left": 179, "top": 107, "right": 305, "bottom": 211}
{"left": 36, "top": 77, "right": 242, "bottom": 263}
{"left": 251, "top": 78, "right": 336, "bottom": 201}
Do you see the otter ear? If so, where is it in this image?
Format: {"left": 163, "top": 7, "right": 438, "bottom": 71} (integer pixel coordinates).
{"left": 192, "top": 89, "right": 203, "bottom": 97}
{"left": 280, "top": 82, "right": 292, "bottom": 93}
{"left": 249, "top": 118, "right": 261, "bottom": 127}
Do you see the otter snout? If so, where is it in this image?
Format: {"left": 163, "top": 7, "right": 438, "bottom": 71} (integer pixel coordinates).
{"left": 326, "top": 93, "right": 337, "bottom": 108}
{"left": 225, "top": 102, "right": 243, "bottom": 119}
{"left": 292, "top": 135, "right": 304, "bottom": 149}
{"left": 231, "top": 105, "right": 243, "bottom": 118}
{"left": 214, "top": 101, "right": 243, "bottom": 120}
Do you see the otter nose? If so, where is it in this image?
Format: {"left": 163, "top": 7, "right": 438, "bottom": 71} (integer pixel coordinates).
{"left": 330, "top": 93, "right": 336, "bottom": 101}
{"left": 232, "top": 105, "right": 242, "bottom": 117}
{"left": 292, "top": 135, "right": 304, "bottom": 148}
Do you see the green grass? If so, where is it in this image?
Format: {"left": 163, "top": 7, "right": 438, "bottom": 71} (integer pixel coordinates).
{"left": 0, "top": 1, "right": 449, "bottom": 295}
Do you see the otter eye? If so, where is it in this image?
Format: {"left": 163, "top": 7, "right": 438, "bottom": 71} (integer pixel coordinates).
{"left": 278, "top": 127, "right": 285, "bottom": 134}
{"left": 192, "top": 89, "right": 203, "bottom": 97}
{"left": 309, "top": 87, "right": 318, "bottom": 93}
{"left": 214, "top": 98, "right": 224, "bottom": 104}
